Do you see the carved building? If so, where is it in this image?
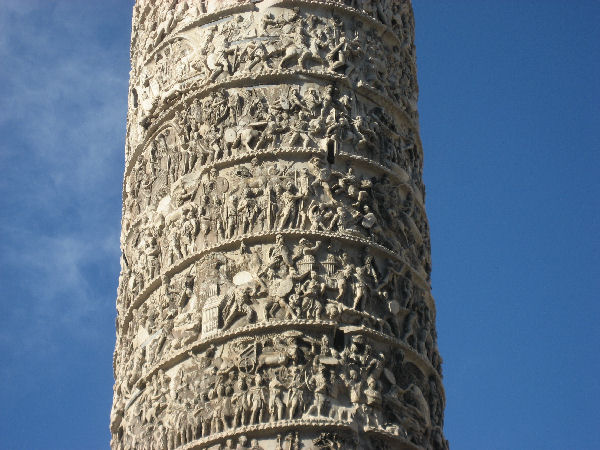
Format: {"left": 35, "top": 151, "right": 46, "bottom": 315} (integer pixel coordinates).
{"left": 111, "top": 1, "right": 448, "bottom": 449}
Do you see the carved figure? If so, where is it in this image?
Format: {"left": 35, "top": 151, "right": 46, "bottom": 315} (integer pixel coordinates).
{"left": 249, "top": 373, "right": 266, "bottom": 425}
{"left": 268, "top": 376, "right": 285, "bottom": 421}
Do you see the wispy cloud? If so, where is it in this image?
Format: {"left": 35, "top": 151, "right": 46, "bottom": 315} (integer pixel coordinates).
{"left": 0, "top": 229, "right": 116, "bottom": 350}
{"left": 0, "top": 1, "right": 130, "bottom": 369}
{"left": 0, "top": 1, "right": 128, "bottom": 191}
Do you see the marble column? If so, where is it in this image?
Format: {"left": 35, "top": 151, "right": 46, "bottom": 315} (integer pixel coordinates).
{"left": 111, "top": 1, "right": 448, "bottom": 449}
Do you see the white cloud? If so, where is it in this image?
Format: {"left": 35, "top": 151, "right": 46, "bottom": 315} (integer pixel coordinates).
{"left": 0, "top": 1, "right": 129, "bottom": 360}
{"left": 0, "top": 229, "right": 114, "bottom": 345}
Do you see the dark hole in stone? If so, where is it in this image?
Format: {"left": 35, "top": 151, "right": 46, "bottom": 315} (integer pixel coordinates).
{"left": 333, "top": 328, "right": 345, "bottom": 351}
{"left": 327, "top": 140, "right": 335, "bottom": 164}
{"left": 131, "top": 88, "right": 138, "bottom": 108}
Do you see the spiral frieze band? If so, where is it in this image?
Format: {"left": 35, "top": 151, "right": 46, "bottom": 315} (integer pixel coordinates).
{"left": 112, "top": 1, "right": 448, "bottom": 449}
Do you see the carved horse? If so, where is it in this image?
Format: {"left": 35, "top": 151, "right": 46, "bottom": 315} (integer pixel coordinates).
{"left": 278, "top": 44, "right": 323, "bottom": 70}
{"left": 257, "top": 351, "right": 289, "bottom": 370}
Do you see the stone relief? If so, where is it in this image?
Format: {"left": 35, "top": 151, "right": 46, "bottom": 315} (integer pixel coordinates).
{"left": 125, "top": 2, "right": 422, "bottom": 164}
{"left": 122, "top": 154, "right": 430, "bottom": 279}
{"left": 113, "top": 1, "right": 447, "bottom": 449}
{"left": 123, "top": 83, "right": 425, "bottom": 231}
{"left": 132, "top": 7, "right": 417, "bottom": 116}
{"left": 115, "top": 237, "right": 441, "bottom": 374}
{"left": 130, "top": 1, "right": 415, "bottom": 73}
{"left": 114, "top": 329, "right": 443, "bottom": 450}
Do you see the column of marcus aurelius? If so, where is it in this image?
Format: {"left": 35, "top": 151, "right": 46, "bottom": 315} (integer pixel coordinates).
{"left": 111, "top": 0, "right": 448, "bottom": 449}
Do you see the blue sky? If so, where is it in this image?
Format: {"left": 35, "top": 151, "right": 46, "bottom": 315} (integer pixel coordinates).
{"left": 0, "top": 1, "right": 598, "bottom": 449}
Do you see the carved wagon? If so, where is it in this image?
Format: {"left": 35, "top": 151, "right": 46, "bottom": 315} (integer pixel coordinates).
{"left": 232, "top": 341, "right": 258, "bottom": 375}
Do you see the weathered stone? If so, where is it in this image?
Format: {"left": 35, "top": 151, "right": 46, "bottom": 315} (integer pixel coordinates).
{"left": 112, "top": 1, "right": 448, "bottom": 449}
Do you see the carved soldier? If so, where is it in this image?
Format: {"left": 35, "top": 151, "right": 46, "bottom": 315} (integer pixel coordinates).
{"left": 363, "top": 255, "right": 379, "bottom": 287}
{"left": 303, "top": 88, "right": 322, "bottom": 118}
{"left": 232, "top": 376, "right": 248, "bottom": 427}
{"left": 307, "top": 201, "right": 328, "bottom": 232}
{"left": 246, "top": 41, "right": 271, "bottom": 72}
{"left": 299, "top": 270, "right": 326, "bottom": 319}
{"left": 214, "top": 196, "right": 226, "bottom": 240}
{"left": 225, "top": 193, "right": 239, "bottom": 238}
{"left": 222, "top": 438, "right": 236, "bottom": 450}
{"left": 166, "top": 226, "right": 183, "bottom": 265}
{"left": 326, "top": 34, "right": 352, "bottom": 72}
{"left": 344, "top": 368, "right": 363, "bottom": 419}
{"left": 267, "top": 234, "right": 292, "bottom": 270}
{"left": 363, "top": 376, "right": 383, "bottom": 428}
{"left": 223, "top": 286, "right": 254, "bottom": 330}
{"left": 180, "top": 206, "right": 198, "bottom": 255}
{"left": 254, "top": 113, "right": 286, "bottom": 151}
{"left": 153, "top": 422, "right": 168, "bottom": 450}
{"left": 288, "top": 111, "right": 313, "bottom": 149}
{"left": 307, "top": 364, "right": 328, "bottom": 417}
{"left": 249, "top": 373, "right": 266, "bottom": 424}
{"left": 268, "top": 376, "right": 285, "bottom": 421}
{"left": 286, "top": 366, "right": 305, "bottom": 419}
{"left": 153, "top": 8, "right": 175, "bottom": 48}
{"left": 328, "top": 206, "right": 356, "bottom": 233}
{"left": 352, "top": 265, "right": 370, "bottom": 311}
{"left": 222, "top": 384, "right": 234, "bottom": 431}
{"left": 237, "top": 187, "right": 257, "bottom": 235}
{"left": 205, "top": 41, "right": 229, "bottom": 83}
{"left": 400, "top": 310, "right": 418, "bottom": 345}
{"left": 236, "top": 435, "right": 249, "bottom": 450}
{"left": 286, "top": 293, "right": 301, "bottom": 320}
{"left": 143, "top": 232, "right": 160, "bottom": 280}
{"left": 199, "top": 390, "right": 212, "bottom": 436}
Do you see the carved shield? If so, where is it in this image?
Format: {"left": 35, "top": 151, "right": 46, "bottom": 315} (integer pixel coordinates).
{"left": 272, "top": 278, "right": 294, "bottom": 298}
{"left": 224, "top": 127, "right": 237, "bottom": 143}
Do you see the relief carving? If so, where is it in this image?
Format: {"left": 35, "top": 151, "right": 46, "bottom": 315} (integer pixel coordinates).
{"left": 113, "top": 1, "right": 447, "bottom": 449}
